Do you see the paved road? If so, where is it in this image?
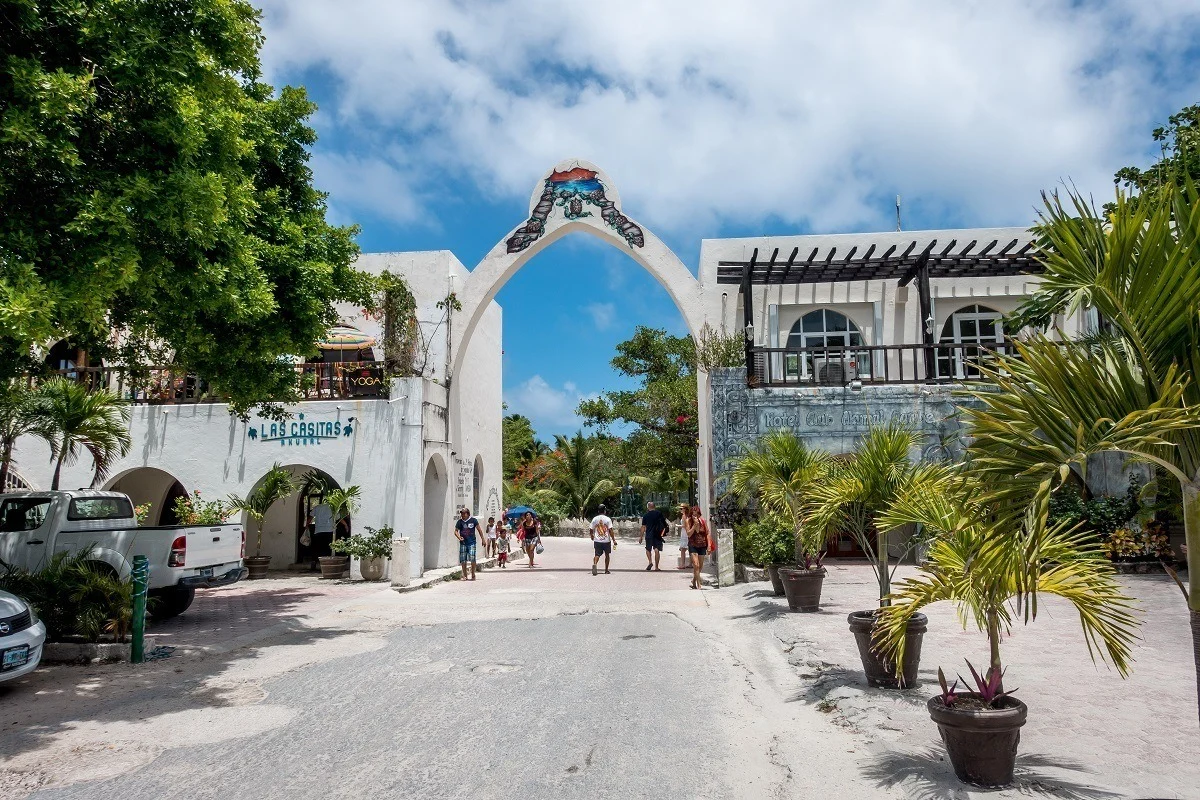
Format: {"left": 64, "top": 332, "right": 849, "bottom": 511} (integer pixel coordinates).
{"left": 4, "top": 538, "right": 879, "bottom": 800}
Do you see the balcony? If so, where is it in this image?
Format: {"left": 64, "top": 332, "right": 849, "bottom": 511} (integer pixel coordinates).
{"left": 747, "top": 341, "right": 1012, "bottom": 388}
{"left": 28, "top": 362, "right": 389, "bottom": 404}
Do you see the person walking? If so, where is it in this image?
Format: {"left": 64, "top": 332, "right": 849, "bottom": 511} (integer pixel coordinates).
{"left": 677, "top": 503, "right": 692, "bottom": 569}
{"left": 496, "top": 526, "right": 511, "bottom": 568}
{"left": 485, "top": 516, "right": 499, "bottom": 557}
{"left": 687, "top": 505, "right": 710, "bottom": 590}
{"left": 639, "top": 501, "right": 668, "bottom": 571}
{"left": 520, "top": 511, "right": 541, "bottom": 567}
{"left": 454, "top": 507, "right": 481, "bottom": 581}
{"left": 590, "top": 504, "right": 615, "bottom": 575}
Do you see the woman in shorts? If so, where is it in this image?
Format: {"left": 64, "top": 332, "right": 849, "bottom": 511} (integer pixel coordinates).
{"left": 687, "top": 505, "right": 709, "bottom": 590}
{"left": 520, "top": 511, "right": 540, "bottom": 567}
{"left": 677, "top": 504, "right": 692, "bottom": 569}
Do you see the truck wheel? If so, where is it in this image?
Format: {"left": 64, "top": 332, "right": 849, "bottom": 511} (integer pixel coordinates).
{"left": 150, "top": 586, "right": 196, "bottom": 619}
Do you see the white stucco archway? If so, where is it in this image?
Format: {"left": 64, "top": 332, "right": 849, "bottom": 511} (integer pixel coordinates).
{"left": 423, "top": 453, "right": 449, "bottom": 571}
{"left": 450, "top": 160, "right": 705, "bottom": 381}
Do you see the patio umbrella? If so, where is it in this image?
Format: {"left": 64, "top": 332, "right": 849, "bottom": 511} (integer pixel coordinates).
{"left": 318, "top": 325, "right": 377, "bottom": 350}
{"left": 505, "top": 505, "right": 538, "bottom": 520}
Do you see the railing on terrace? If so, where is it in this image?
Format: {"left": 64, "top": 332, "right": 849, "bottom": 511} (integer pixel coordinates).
{"left": 747, "top": 341, "right": 1016, "bottom": 388}
{"left": 26, "top": 362, "right": 388, "bottom": 403}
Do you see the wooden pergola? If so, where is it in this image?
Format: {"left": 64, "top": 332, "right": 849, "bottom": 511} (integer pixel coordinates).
{"left": 715, "top": 229, "right": 1042, "bottom": 378}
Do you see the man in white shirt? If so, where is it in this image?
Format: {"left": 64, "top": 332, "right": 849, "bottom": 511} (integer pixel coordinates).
{"left": 590, "top": 505, "right": 615, "bottom": 576}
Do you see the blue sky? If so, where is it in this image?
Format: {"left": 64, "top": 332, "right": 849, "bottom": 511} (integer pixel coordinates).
{"left": 255, "top": 1, "right": 1200, "bottom": 441}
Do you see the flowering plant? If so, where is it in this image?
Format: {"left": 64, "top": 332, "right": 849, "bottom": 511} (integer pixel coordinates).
{"left": 134, "top": 503, "right": 152, "bottom": 525}
{"left": 172, "top": 490, "right": 233, "bottom": 526}
{"left": 1102, "top": 522, "right": 1174, "bottom": 561}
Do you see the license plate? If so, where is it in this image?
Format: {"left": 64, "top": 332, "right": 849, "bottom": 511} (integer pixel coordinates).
{"left": 2, "top": 645, "right": 29, "bottom": 670}
{"left": 199, "top": 567, "right": 214, "bottom": 578}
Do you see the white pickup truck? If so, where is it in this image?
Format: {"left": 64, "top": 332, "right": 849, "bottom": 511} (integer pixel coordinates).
{"left": 0, "top": 490, "right": 247, "bottom": 618}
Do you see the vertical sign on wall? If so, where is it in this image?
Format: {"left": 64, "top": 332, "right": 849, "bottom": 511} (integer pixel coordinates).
{"left": 455, "top": 457, "right": 472, "bottom": 509}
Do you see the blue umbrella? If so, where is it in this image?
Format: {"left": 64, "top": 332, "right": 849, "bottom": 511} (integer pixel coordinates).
{"left": 505, "top": 505, "right": 539, "bottom": 520}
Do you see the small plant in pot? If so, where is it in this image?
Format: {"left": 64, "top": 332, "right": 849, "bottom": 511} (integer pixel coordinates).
{"left": 729, "top": 430, "right": 834, "bottom": 611}
{"left": 330, "top": 525, "right": 393, "bottom": 581}
{"left": 743, "top": 516, "right": 793, "bottom": 596}
{"left": 874, "top": 466, "right": 1139, "bottom": 788}
{"left": 228, "top": 464, "right": 295, "bottom": 579}
{"left": 807, "top": 422, "right": 931, "bottom": 688}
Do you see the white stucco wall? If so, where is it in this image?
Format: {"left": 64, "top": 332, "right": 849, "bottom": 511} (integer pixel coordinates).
{"left": 11, "top": 379, "right": 428, "bottom": 578}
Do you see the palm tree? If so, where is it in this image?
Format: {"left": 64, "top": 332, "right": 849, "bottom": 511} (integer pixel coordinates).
{"left": 229, "top": 464, "right": 296, "bottom": 557}
{"left": 729, "top": 430, "right": 834, "bottom": 563}
{"left": 538, "top": 431, "right": 618, "bottom": 518}
{"left": 325, "top": 485, "right": 362, "bottom": 545}
{"left": 874, "top": 465, "right": 1140, "bottom": 684}
{"left": 966, "top": 179, "right": 1200, "bottom": 715}
{"left": 32, "top": 378, "right": 132, "bottom": 490}
{"left": 0, "top": 381, "right": 38, "bottom": 490}
{"left": 805, "top": 421, "right": 924, "bottom": 606}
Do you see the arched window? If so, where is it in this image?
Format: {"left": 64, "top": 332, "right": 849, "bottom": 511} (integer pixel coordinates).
{"left": 938, "top": 304, "right": 1004, "bottom": 379}
{"left": 785, "top": 309, "right": 869, "bottom": 383}
{"left": 472, "top": 455, "right": 484, "bottom": 514}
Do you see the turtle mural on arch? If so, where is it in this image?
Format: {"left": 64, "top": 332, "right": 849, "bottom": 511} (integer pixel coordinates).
{"left": 505, "top": 166, "right": 645, "bottom": 253}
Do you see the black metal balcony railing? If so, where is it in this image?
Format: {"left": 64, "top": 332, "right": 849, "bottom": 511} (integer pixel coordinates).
{"left": 747, "top": 341, "right": 1014, "bottom": 387}
{"left": 28, "top": 362, "right": 388, "bottom": 404}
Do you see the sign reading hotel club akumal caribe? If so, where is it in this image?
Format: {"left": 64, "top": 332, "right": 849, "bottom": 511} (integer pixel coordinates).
{"left": 247, "top": 413, "right": 355, "bottom": 447}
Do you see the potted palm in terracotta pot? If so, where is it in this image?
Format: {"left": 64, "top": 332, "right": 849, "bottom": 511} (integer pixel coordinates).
{"left": 808, "top": 422, "right": 931, "bottom": 688}
{"left": 229, "top": 464, "right": 295, "bottom": 579}
{"left": 874, "top": 465, "right": 1139, "bottom": 788}
{"left": 318, "top": 485, "right": 361, "bottom": 579}
{"left": 729, "top": 430, "right": 833, "bottom": 610}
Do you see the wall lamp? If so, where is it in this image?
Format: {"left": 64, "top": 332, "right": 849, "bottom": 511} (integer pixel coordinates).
{"left": 924, "top": 314, "right": 936, "bottom": 336}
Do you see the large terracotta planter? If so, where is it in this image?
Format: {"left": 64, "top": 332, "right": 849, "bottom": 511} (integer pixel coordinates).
{"left": 778, "top": 566, "right": 825, "bottom": 612}
{"left": 244, "top": 556, "right": 271, "bottom": 580}
{"left": 359, "top": 556, "right": 386, "bottom": 581}
{"left": 928, "top": 694, "right": 1028, "bottom": 787}
{"left": 318, "top": 555, "right": 350, "bottom": 580}
{"left": 766, "top": 564, "right": 786, "bottom": 596}
{"left": 848, "top": 610, "right": 928, "bottom": 688}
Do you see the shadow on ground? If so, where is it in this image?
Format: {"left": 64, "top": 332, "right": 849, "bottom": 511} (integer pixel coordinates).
{"left": 860, "top": 746, "right": 1123, "bottom": 800}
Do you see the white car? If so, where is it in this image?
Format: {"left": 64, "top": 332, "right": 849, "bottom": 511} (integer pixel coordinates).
{"left": 0, "top": 589, "right": 46, "bottom": 683}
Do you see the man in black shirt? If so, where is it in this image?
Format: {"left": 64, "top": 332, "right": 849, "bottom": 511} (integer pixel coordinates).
{"left": 639, "top": 501, "right": 668, "bottom": 571}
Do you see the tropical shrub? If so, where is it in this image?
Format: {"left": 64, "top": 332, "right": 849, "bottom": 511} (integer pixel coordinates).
{"left": 171, "top": 490, "right": 233, "bottom": 526}
{"left": 0, "top": 551, "right": 133, "bottom": 642}
{"left": 330, "top": 526, "right": 394, "bottom": 560}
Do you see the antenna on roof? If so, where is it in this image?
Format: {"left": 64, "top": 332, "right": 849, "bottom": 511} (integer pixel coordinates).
{"left": 895, "top": 195, "right": 902, "bottom": 232}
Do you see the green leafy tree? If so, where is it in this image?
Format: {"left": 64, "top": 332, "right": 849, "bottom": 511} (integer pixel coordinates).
{"left": 1114, "top": 104, "right": 1200, "bottom": 209}
{"left": 968, "top": 179, "right": 1200, "bottom": 717}
{"left": 0, "top": 381, "right": 38, "bottom": 489}
{"left": 32, "top": 377, "right": 131, "bottom": 490}
{"left": 577, "top": 326, "right": 698, "bottom": 476}
{"left": 537, "top": 431, "right": 619, "bottom": 518}
{"left": 502, "top": 413, "right": 545, "bottom": 479}
{"left": 0, "top": 0, "right": 374, "bottom": 414}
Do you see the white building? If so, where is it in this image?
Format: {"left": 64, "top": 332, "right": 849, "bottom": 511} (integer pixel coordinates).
{"left": 10, "top": 159, "right": 1077, "bottom": 577}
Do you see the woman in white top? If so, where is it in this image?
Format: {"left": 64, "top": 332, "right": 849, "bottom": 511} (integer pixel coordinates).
{"left": 677, "top": 504, "right": 692, "bottom": 569}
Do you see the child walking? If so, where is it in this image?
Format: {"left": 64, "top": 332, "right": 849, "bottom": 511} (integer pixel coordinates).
{"left": 496, "top": 527, "right": 511, "bottom": 568}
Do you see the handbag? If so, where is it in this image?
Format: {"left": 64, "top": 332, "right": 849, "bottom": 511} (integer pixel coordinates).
{"left": 535, "top": 540, "right": 545, "bottom": 555}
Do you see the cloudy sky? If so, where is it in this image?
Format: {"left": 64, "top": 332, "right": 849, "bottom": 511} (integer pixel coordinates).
{"left": 256, "top": 0, "right": 1200, "bottom": 439}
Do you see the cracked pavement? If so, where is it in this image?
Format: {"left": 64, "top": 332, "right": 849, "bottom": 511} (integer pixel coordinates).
{"left": 1, "top": 538, "right": 884, "bottom": 800}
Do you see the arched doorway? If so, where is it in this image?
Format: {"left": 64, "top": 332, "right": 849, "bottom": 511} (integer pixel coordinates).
{"left": 785, "top": 308, "right": 870, "bottom": 383}
{"left": 423, "top": 455, "right": 448, "bottom": 571}
{"left": 472, "top": 455, "right": 483, "bottom": 515}
{"left": 242, "top": 463, "right": 343, "bottom": 570}
{"left": 106, "top": 467, "right": 189, "bottom": 526}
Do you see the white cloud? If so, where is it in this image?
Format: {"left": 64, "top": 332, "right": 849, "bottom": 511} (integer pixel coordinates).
{"left": 581, "top": 302, "right": 616, "bottom": 331}
{"left": 258, "top": 1, "right": 1200, "bottom": 236}
{"left": 503, "top": 375, "right": 597, "bottom": 434}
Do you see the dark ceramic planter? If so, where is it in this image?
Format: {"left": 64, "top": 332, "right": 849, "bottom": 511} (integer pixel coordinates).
{"left": 243, "top": 555, "right": 271, "bottom": 580}
{"left": 359, "top": 556, "right": 387, "bottom": 581}
{"left": 766, "top": 564, "right": 786, "bottom": 596}
{"left": 318, "top": 555, "right": 350, "bottom": 579}
{"left": 928, "top": 694, "right": 1028, "bottom": 787}
{"left": 848, "top": 610, "right": 928, "bottom": 688}
{"left": 778, "top": 566, "right": 825, "bottom": 612}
